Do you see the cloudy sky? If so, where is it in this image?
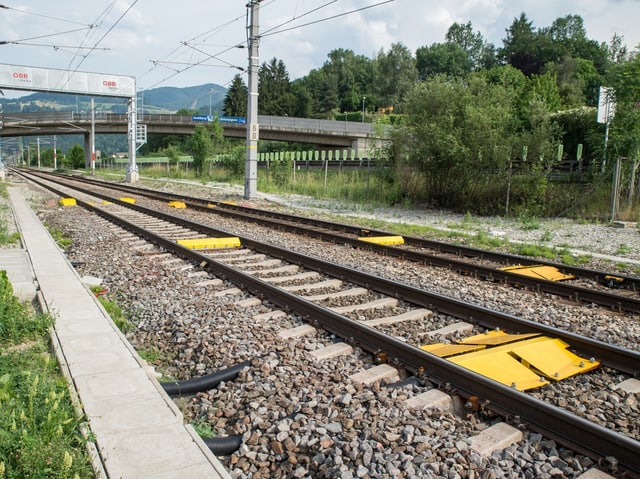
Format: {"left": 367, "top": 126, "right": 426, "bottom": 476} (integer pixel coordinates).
{"left": 0, "top": 0, "right": 639, "bottom": 95}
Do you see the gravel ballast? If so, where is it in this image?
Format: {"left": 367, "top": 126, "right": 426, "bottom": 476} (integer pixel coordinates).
{"left": 3, "top": 176, "right": 639, "bottom": 478}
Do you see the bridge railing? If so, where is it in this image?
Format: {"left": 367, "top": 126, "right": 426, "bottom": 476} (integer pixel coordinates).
{"left": 257, "top": 115, "right": 373, "bottom": 135}
{"left": 1, "top": 112, "right": 377, "bottom": 136}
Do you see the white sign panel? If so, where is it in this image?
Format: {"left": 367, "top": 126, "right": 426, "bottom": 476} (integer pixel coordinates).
{"left": 250, "top": 123, "right": 259, "bottom": 141}
{"left": 0, "top": 63, "right": 135, "bottom": 98}
{"left": 597, "top": 86, "right": 616, "bottom": 124}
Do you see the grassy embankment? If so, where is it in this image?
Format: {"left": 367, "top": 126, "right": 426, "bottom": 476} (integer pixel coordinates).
{"left": 0, "top": 181, "right": 94, "bottom": 478}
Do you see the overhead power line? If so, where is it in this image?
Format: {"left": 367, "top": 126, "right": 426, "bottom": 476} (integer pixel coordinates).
{"left": 0, "top": 4, "right": 93, "bottom": 27}
{"left": 261, "top": 0, "right": 340, "bottom": 36}
{"left": 0, "top": 26, "right": 94, "bottom": 45}
{"left": 68, "top": 0, "right": 139, "bottom": 73}
{"left": 261, "top": 0, "right": 396, "bottom": 38}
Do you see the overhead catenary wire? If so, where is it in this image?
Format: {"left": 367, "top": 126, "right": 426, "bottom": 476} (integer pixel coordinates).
{"left": 67, "top": 0, "right": 139, "bottom": 74}
{"left": 0, "top": 4, "right": 93, "bottom": 27}
{"left": 261, "top": 0, "right": 396, "bottom": 38}
{"left": 0, "top": 26, "right": 95, "bottom": 45}
{"left": 142, "top": 0, "right": 395, "bottom": 90}
{"left": 139, "top": 12, "right": 247, "bottom": 88}
{"left": 260, "top": 0, "right": 340, "bottom": 37}
{"left": 65, "top": 0, "right": 119, "bottom": 72}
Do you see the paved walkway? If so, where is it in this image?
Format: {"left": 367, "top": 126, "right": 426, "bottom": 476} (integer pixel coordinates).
{"left": 1, "top": 186, "right": 230, "bottom": 479}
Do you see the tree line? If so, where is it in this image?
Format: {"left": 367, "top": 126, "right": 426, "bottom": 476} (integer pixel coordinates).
{"left": 220, "top": 12, "right": 639, "bottom": 217}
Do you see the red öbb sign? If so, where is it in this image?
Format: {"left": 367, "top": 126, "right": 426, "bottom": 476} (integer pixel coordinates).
{"left": 13, "top": 72, "right": 29, "bottom": 79}
{"left": 103, "top": 80, "right": 117, "bottom": 87}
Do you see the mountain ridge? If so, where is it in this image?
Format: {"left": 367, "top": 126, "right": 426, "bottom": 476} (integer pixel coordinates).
{"left": 0, "top": 83, "right": 228, "bottom": 115}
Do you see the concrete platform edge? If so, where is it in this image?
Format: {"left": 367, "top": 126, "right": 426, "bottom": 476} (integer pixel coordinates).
{"left": 7, "top": 185, "right": 231, "bottom": 479}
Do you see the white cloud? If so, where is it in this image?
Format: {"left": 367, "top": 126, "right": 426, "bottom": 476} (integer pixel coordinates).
{"left": 0, "top": 0, "right": 638, "bottom": 93}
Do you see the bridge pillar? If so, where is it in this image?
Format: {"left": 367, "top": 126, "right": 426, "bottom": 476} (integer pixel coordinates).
{"left": 352, "top": 137, "right": 368, "bottom": 158}
{"left": 83, "top": 133, "right": 91, "bottom": 169}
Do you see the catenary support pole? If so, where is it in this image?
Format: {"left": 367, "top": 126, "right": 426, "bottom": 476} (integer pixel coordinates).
{"left": 126, "top": 85, "right": 139, "bottom": 183}
{"left": 244, "top": 0, "right": 261, "bottom": 199}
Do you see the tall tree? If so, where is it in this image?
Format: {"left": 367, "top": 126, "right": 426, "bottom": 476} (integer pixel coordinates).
{"left": 293, "top": 68, "right": 339, "bottom": 117}
{"left": 608, "top": 33, "right": 629, "bottom": 64}
{"left": 416, "top": 42, "right": 470, "bottom": 79}
{"left": 541, "top": 15, "right": 608, "bottom": 73}
{"left": 372, "top": 43, "right": 418, "bottom": 111}
{"left": 322, "top": 48, "right": 373, "bottom": 112}
{"left": 499, "top": 13, "right": 554, "bottom": 75}
{"left": 223, "top": 74, "right": 247, "bottom": 117}
{"left": 258, "top": 58, "right": 295, "bottom": 116}
{"left": 187, "top": 124, "right": 212, "bottom": 175}
{"left": 445, "top": 21, "right": 496, "bottom": 70}
{"left": 607, "top": 55, "right": 640, "bottom": 165}
{"left": 65, "top": 145, "right": 85, "bottom": 169}
{"left": 291, "top": 81, "right": 313, "bottom": 118}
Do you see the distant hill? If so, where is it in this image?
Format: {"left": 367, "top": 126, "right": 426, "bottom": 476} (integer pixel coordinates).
{"left": 0, "top": 83, "right": 227, "bottom": 115}
{"left": 0, "top": 83, "right": 229, "bottom": 157}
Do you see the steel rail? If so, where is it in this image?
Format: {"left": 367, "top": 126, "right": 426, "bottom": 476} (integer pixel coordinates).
{"left": 19, "top": 169, "right": 640, "bottom": 374}
{"left": 36, "top": 171, "right": 640, "bottom": 313}
{"left": 18, "top": 169, "right": 640, "bottom": 475}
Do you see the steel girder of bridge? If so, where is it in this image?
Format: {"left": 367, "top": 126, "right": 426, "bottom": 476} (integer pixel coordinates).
{"left": 0, "top": 112, "right": 379, "bottom": 154}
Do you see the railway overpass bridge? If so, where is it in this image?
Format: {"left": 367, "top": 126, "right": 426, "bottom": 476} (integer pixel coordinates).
{"left": 0, "top": 111, "right": 381, "bottom": 160}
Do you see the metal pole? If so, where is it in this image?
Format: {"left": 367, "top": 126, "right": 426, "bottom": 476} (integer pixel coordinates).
{"left": 611, "top": 157, "right": 621, "bottom": 221}
{"left": 126, "top": 84, "right": 139, "bottom": 183}
{"left": 91, "top": 98, "right": 96, "bottom": 175}
{"left": 53, "top": 135, "right": 57, "bottom": 169}
{"left": 362, "top": 96, "right": 366, "bottom": 122}
{"left": 244, "top": 0, "right": 261, "bottom": 199}
{"left": 37, "top": 137, "right": 41, "bottom": 168}
{"left": 601, "top": 120, "right": 610, "bottom": 173}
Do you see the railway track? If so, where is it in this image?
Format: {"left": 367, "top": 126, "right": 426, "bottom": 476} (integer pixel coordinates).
{"left": 31, "top": 169, "right": 640, "bottom": 314}
{"left": 12, "top": 169, "right": 640, "bottom": 476}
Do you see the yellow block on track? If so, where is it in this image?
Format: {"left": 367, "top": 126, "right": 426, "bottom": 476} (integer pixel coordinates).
{"left": 420, "top": 343, "right": 486, "bottom": 357}
{"left": 119, "top": 197, "right": 136, "bottom": 204}
{"left": 358, "top": 235, "right": 405, "bottom": 246}
{"left": 168, "top": 201, "right": 187, "bottom": 209}
{"left": 508, "top": 336, "right": 599, "bottom": 380}
{"left": 449, "top": 344, "right": 550, "bottom": 391}
{"left": 459, "top": 330, "right": 540, "bottom": 346}
{"left": 176, "top": 237, "right": 241, "bottom": 250}
{"left": 421, "top": 334, "right": 599, "bottom": 391}
{"left": 500, "top": 264, "right": 575, "bottom": 281}
{"left": 59, "top": 197, "right": 76, "bottom": 207}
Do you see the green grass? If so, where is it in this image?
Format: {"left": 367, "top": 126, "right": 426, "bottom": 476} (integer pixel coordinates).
{"left": 191, "top": 418, "right": 215, "bottom": 439}
{"left": 0, "top": 271, "right": 94, "bottom": 478}
{"left": 518, "top": 215, "right": 541, "bottom": 231}
{"left": 560, "top": 252, "right": 592, "bottom": 266}
{"left": 473, "top": 230, "right": 507, "bottom": 248}
{"left": 616, "top": 243, "right": 632, "bottom": 256}
{"left": 511, "top": 243, "right": 559, "bottom": 260}
{"left": 0, "top": 182, "right": 21, "bottom": 245}
{"left": 95, "top": 294, "right": 134, "bottom": 333}
{"left": 539, "top": 229, "right": 553, "bottom": 242}
{"left": 0, "top": 272, "right": 51, "bottom": 345}
{"left": 0, "top": 221, "right": 21, "bottom": 245}
{"left": 48, "top": 227, "right": 72, "bottom": 251}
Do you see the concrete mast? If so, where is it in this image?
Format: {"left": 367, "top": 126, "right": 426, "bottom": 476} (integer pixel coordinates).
{"left": 244, "top": 0, "right": 261, "bottom": 199}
